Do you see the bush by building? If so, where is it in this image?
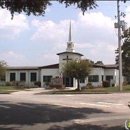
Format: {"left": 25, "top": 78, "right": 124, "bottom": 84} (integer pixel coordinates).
{"left": 103, "top": 80, "right": 110, "bottom": 88}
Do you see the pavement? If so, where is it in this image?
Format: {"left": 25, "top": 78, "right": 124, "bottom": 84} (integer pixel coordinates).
{"left": 0, "top": 88, "right": 130, "bottom": 130}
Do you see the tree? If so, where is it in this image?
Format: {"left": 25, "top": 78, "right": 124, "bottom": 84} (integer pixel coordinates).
{"left": 0, "top": 0, "right": 127, "bottom": 19}
{"left": 115, "top": 48, "right": 119, "bottom": 65}
{"left": 62, "top": 59, "right": 93, "bottom": 90}
{"left": 115, "top": 28, "right": 130, "bottom": 75}
{"left": 0, "top": 0, "right": 97, "bottom": 19}
{"left": 121, "top": 27, "right": 130, "bottom": 76}
{"left": 0, "top": 60, "right": 7, "bottom": 80}
{"left": 95, "top": 61, "right": 104, "bottom": 65}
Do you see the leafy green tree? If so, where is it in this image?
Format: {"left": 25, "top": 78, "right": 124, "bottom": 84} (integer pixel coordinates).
{"left": 95, "top": 61, "right": 104, "bottom": 65}
{"left": 0, "top": 0, "right": 97, "bottom": 19}
{"left": 115, "top": 48, "right": 119, "bottom": 65}
{"left": 62, "top": 59, "right": 93, "bottom": 90}
{"left": 122, "top": 27, "right": 130, "bottom": 76}
{"left": 0, "top": 0, "right": 127, "bottom": 19}
{"left": 0, "top": 60, "right": 7, "bottom": 80}
{"left": 115, "top": 28, "right": 130, "bottom": 75}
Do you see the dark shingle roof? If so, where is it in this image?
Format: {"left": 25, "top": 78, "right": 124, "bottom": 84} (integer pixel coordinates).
{"left": 7, "top": 63, "right": 118, "bottom": 70}
{"left": 94, "top": 64, "right": 118, "bottom": 69}
{"left": 57, "top": 51, "right": 83, "bottom": 56}
{"left": 39, "top": 64, "right": 59, "bottom": 69}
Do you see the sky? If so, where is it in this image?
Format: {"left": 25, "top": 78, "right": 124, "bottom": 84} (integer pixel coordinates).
{"left": 0, "top": 1, "right": 130, "bottom": 67}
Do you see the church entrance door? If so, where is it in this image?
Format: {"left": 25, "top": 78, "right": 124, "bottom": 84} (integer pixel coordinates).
{"left": 63, "top": 77, "right": 73, "bottom": 87}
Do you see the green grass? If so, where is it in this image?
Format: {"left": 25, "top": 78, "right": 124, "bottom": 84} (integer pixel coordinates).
{"left": 1, "top": 85, "right": 130, "bottom": 95}
{"left": 0, "top": 86, "right": 19, "bottom": 94}
{"left": 41, "top": 85, "right": 130, "bottom": 94}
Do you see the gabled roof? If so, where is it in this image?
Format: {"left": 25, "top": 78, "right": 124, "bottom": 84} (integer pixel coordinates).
{"left": 39, "top": 63, "right": 59, "bottom": 69}
{"left": 57, "top": 51, "right": 83, "bottom": 56}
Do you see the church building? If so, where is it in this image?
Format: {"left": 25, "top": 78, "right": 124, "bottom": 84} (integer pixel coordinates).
{"left": 5, "top": 21, "right": 119, "bottom": 88}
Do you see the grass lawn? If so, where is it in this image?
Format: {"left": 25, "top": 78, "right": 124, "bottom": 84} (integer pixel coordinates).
{"left": 0, "top": 86, "right": 19, "bottom": 94}
{"left": 41, "top": 85, "right": 130, "bottom": 94}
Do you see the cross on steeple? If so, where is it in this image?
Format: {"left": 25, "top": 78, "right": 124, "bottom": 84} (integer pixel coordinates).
{"left": 63, "top": 55, "right": 72, "bottom": 63}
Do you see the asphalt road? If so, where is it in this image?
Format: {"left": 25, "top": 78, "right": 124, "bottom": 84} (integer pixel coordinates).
{"left": 0, "top": 88, "right": 130, "bottom": 130}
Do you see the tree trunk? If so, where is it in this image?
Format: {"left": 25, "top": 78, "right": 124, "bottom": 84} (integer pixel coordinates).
{"left": 77, "top": 79, "right": 81, "bottom": 91}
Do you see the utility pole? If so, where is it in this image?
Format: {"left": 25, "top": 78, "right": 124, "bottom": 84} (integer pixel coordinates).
{"left": 115, "top": 0, "right": 127, "bottom": 91}
{"left": 117, "top": 0, "right": 122, "bottom": 91}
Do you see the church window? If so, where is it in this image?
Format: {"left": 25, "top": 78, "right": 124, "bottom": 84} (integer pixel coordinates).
{"left": 80, "top": 79, "right": 85, "bottom": 83}
{"left": 30, "top": 73, "right": 37, "bottom": 82}
{"left": 88, "top": 75, "right": 99, "bottom": 82}
{"left": 10, "top": 73, "right": 15, "bottom": 81}
{"left": 106, "top": 75, "right": 113, "bottom": 81}
{"left": 20, "top": 73, "right": 26, "bottom": 81}
{"left": 43, "top": 76, "right": 52, "bottom": 82}
{"left": 0, "top": 76, "right": 5, "bottom": 81}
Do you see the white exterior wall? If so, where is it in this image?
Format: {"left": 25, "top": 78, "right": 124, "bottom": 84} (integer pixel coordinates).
{"left": 59, "top": 53, "right": 81, "bottom": 72}
{"left": 89, "top": 68, "right": 104, "bottom": 87}
{"left": 41, "top": 68, "right": 59, "bottom": 87}
{"left": 80, "top": 78, "right": 88, "bottom": 87}
{"left": 28, "top": 70, "right": 39, "bottom": 83}
{"left": 79, "top": 68, "right": 119, "bottom": 87}
{"left": 79, "top": 68, "right": 104, "bottom": 87}
{"left": 73, "top": 78, "right": 77, "bottom": 89}
{"left": 104, "top": 69, "right": 120, "bottom": 86}
{"left": 6, "top": 70, "right": 39, "bottom": 84}
{"left": 58, "top": 53, "right": 82, "bottom": 87}
{"left": 104, "top": 69, "right": 115, "bottom": 79}
{"left": 104, "top": 69, "right": 115, "bottom": 86}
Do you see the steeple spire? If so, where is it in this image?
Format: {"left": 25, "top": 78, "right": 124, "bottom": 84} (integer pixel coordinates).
{"left": 66, "top": 20, "right": 75, "bottom": 52}
{"left": 68, "top": 20, "right": 72, "bottom": 42}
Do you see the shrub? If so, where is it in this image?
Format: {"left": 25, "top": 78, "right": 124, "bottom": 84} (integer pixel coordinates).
{"left": 112, "top": 83, "right": 115, "bottom": 87}
{"left": 44, "top": 81, "right": 50, "bottom": 86}
{"left": 88, "top": 86, "right": 94, "bottom": 89}
{"left": 50, "top": 84, "right": 65, "bottom": 89}
{"left": 13, "top": 85, "right": 25, "bottom": 89}
{"left": 34, "top": 81, "right": 41, "bottom": 87}
{"left": 81, "top": 86, "right": 88, "bottom": 90}
{"left": 123, "top": 81, "right": 128, "bottom": 86}
{"left": 5, "top": 82, "right": 12, "bottom": 86}
{"left": 87, "top": 82, "right": 92, "bottom": 87}
{"left": 103, "top": 80, "right": 110, "bottom": 88}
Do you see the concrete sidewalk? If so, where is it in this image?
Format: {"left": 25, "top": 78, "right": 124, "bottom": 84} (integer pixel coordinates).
{"left": 11, "top": 88, "right": 48, "bottom": 95}
{"left": 11, "top": 87, "right": 76, "bottom": 95}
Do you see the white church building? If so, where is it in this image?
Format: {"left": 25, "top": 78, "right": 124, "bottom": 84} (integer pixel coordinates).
{"left": 5, "top": 22, "right": 119, "bottom": 88}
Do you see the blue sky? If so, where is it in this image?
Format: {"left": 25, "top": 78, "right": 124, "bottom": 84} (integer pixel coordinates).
{"left": 0, "top": 1, "right": 130, "bottom": 66}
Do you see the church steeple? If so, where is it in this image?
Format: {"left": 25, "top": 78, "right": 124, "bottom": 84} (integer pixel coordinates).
{"left": 68, "top": 20, "right": 72, "bottom": 42}
{"left": 66, "top": 20, "right": 75, "bottom": 52}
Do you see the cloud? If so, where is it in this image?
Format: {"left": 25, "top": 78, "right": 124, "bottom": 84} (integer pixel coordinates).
{"left": 30, "top": 20, "right": 68, "bottom": 45}
{"left": 0, "top": 9, "right": 29, "bottom": 39}
{"left": 38, "top": 53, "right": 59, "bottom": 66}
{"left": 0, "top": 51, "right": 27, "bottom": 66}
{"left": 4, "top": 4, "right": 130, "bottom": 66}
{"left": 30, "top": 11, "right": 118, "bottom": 64}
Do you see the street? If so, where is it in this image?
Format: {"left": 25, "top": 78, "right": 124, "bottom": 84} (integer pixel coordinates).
{"left": 0, "top": 88, "right": 130, "bottom": 130}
